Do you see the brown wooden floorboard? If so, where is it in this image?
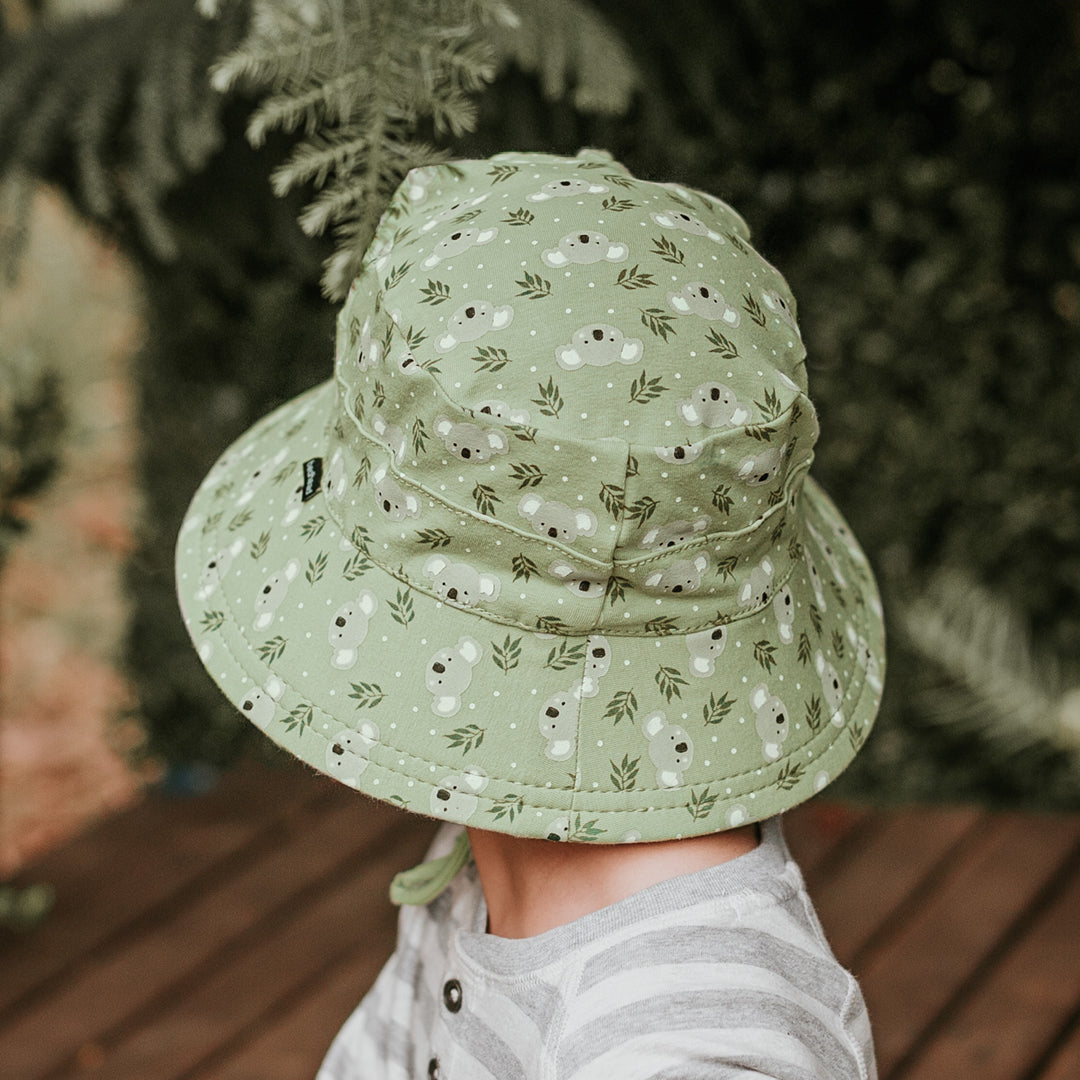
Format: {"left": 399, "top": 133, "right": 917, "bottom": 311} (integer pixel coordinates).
{"left": 894, "top": 841, "right": 1080, "bottom": 1080}
{"left": 0, "top": 760, "right": 324, "bottom": 1019}
{"left": 804, "top": 804, "right": 985, "bottom": 968}
{"left": 857, "top": 813, "right": 1080, "bottom": 1078}
{"left": 1, "top": 761, "right": 1078, "bottom": 1080}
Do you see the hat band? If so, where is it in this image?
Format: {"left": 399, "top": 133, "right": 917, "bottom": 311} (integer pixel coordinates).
{"left": 317, "top": 395, "right": 815, "bottom": 636}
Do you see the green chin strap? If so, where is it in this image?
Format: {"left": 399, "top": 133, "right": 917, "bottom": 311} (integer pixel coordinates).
{"left": 389, "top": 829, "right": 472, "bottom": 906}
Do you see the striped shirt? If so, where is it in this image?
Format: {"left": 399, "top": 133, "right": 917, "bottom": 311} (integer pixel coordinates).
{"left": 317, "top": 818, "right": 877, "bottom": 1080}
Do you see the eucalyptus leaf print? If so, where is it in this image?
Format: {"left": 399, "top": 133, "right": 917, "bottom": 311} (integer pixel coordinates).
{"left": 175, "top": 150, "right": 884, "bottom": 845}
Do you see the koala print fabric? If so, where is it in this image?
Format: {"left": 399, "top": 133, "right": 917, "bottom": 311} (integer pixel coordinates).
{"left": 176, "top": 150, "right": 885, "bottom": 843}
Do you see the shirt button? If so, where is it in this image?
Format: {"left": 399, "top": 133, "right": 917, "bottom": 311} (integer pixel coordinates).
{"left": 428, "top": 1057, "right": 440, "bottom": 1079}
{"left": 442, "top": 978, "right": 463, "bottom": 1013}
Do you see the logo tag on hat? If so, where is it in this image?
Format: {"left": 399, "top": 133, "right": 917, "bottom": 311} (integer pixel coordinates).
{"left": 301, "top": 458, "right": 323, "bottom": 502}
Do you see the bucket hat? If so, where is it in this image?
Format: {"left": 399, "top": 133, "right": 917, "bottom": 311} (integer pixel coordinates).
{"left": 176, "top": 149, "right": 884, "bottom": 844}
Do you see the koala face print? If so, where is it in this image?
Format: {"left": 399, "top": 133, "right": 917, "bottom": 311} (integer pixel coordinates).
{"left": 761, "top": 288, "right": 800, "bottom": 335}
{"left": 253, "top": 559, "right": 300, "bottom": 631}
{"left": 236, "top": 448, "right": 287, "bottom": 507}
{"left": 738, "top": 443, "right": 787, "bottom": 487}
{"left": 237, "top": 676, "right": 285, "bottom": 731}
{"left": 650, "top": 209, "right": 723, "bottom": 243}
{"left": 639, "top": 517, "right": 710, "bottom": 551}
{"left": 577, "top": 635, "right": 611, "bottom": 698}
{"left": 328, "top": 590, "right": 378, "bottom": 669}
{"left": 539, "top": 690, "right": 579, "bottom": 761}
{"left": 737, "top": 557, "right": 774, "bottom": 610}
{"left": 372, "top": 413, "right": 406, "bottom": 465}
{"left": 527, "top": 177, "right": 609, "bottom": 201}
{"left": 519, "top": 494, "right": 597, "bottom": 542}
{"left": 281, "top": 479, "right": 305, "bottom": 527}
{"left": 371, "top": 463, "right": 421, "bottom": 521}
{"left": 474, "top": 399, "right": 531, "bottom": 425}
{"left": 555, "top": 324, "right": 644, "bottom": 371}
{"left": 542, "top": 231, "right": 628, "bottom": 268}
{"left": 773, "top": 585, "right": 795, "bottom": 644}
{"left": 643, "top": 554, "right": 709, "bottom": 594}
{"left": 641, "top": 711, "right": 694, "bottom": 788}
{"left": 419, "top": 192, "right": 488, "bottom": 230}
{"left": 355, "top": 316, "right": 382, "bottom": 371}
{"left": 430, "top": 766, "right": 488, "bottom": 821}
{"left": 325, "top": 722, "right": 379, "bottom": 786}
{"left": 426, "top": 636, "right": 483, "bottom": 717}
{"left": 544, "top": 816, "right": 570, "bottom": 842}
{"left": 685, "top": 625, "right": 727, "bottom": 677}
{"left": 655, "top": 441, "right": 704, "bottom": 465}
{"left": 406, "top": 165, "right": 437, "bottom": 203}
{"left": 807, "top": 521, "right": 848, "bottom": 588}
{"left": 434, "top": 417, "right": 510, "bottom": 463}
{"left": 423, "top": 554, "right": 501, "bottom": 608}
{"left": 422, "top": 226, "right": 498, "bottom": 268}
{"left": 396, "top": 346, "right": 423, "bottom": 376}
{"left": 196, "top": 538, "right": 245, "bottom": 601}
{"left": 324, "top": 449, "right": 348, "bottom": 503}
{"left": 750, "top": 683, "right": 790, "bottom": 762}
{"left": 815, "top": 651, "right": 846, "bottom": 726}
{"left": 549, "top": 560, "right": 608, "bottom": 599}
{"left": 436, "top": 301, "right": 514, "bottom": 351}
{"left": 804, "top": 547, "right": 827, "bottom": 610}
{"left": 847, "top": 624, "right": 883, "bottom": 693}
{"left": 667, "top": 283, "right": 740, "bottom": 326}
{"left": 363, "top": 235, "right": 393, "bottom": 275}
{"left": 677, "top": 382, "right": 751, "bottom": 428}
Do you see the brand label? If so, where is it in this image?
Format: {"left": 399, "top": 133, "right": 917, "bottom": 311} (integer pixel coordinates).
{"left": 301, "top": 457, "right": 323, "bottom": 502}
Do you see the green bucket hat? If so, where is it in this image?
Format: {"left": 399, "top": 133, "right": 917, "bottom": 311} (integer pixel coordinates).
{"left": 176, "top": 149, "right": 884, "bottom": 844}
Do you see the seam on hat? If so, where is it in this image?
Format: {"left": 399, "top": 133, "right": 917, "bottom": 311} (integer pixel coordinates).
{"left": 199, "top": 545, "right": 876, "bottom": 810}
{"left": 334, "top": 364, "right": 815, "bottom": 566}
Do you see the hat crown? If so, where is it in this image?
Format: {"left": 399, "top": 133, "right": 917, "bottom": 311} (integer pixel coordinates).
{"left": 326, "top": 152, "right": 818, "bottom": 635}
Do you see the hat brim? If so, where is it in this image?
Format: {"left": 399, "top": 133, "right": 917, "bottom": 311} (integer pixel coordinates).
{"left": 176, "top": 380, "right": 884, "bottom": 842}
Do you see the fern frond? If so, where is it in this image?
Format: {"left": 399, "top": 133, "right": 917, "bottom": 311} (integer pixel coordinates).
{"left": 271, "top": 130, "right": 370, "bottom": 191}
{"left": 208, "top": 0, "right": 637, "bottom": 297}
{"left": 488, "top": 0, "right": 637, "bottom": 115}
{"left": 210, "top": 29, "right": 339, "bottom": 93}
{"left": 0, "top": 0, "right": 246, "bottom": 262}
{"left": 296, "top": 180, "right": 367, "bottom": 235}
{"left": 903, "top": 570, "right": 1080, "bottom": 755}
{"left": 248, "top": 69, "right": 371, "bottom": 146}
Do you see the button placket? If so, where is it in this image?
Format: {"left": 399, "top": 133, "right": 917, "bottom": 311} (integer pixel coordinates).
{"left": 442, "top": 977, "right": 463, "bottom": 1013}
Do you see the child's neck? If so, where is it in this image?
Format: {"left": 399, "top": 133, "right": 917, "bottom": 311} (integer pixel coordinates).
{"left": 466, "top": 824, "right": 759, "bottom": 939}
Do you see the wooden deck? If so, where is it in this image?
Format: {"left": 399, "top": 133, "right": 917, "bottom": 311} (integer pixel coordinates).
{"left": 2, "top": 761, "right": 1080, "bottom": 1080}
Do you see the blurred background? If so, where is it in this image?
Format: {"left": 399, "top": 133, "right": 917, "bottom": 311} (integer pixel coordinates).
{"left": 2, "top": 0, "right": 1080, "bottom": 881}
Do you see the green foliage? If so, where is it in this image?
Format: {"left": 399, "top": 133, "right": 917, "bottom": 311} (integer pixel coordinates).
{"left": 210, "top": 0, "right": 636, "bottom": 297}
{"left": 0, "top": 0, "right": 247, "bottom": 261}
{"left": 2, "top": 0, "right": 1078, "bottom": 812}
{"left": 0, "top": 349, "right": 65, "bottom": 567}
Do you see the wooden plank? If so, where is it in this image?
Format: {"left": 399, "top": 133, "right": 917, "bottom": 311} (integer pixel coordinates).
{"left": 806, "top": 805, "right": 984, "bottom": 968}
{"left": 198, "top": 903, "right": 402, "bottom": 1080}
{"left": 0, "top": 760, "right": 325, "bottom": 1018}
{"left": 785, "top": 799, "right": 874, "bottom": 876}
{"left": 899, "top": 846, "right": 1080, "bottom": 1080}
{"left": 0, "top": 791, "right": 422, "bottom": 1080}
{"left": 859, "top": 813, "right": 1080, "bottom": 1077}
{"left": 1037, "top": 1013, "right": 1080, "bottom": 1080}
{"left": 82, "top": 817, "right": 437, "bottom": 1080}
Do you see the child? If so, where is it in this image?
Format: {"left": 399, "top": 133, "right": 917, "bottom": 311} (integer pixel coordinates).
{"left": 176, "top": 150, "right": 884, "bottom": 1079}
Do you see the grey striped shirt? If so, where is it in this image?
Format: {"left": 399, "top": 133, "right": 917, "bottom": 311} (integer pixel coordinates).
{"left": 317, "top": 818, "right": 877, "bottom": 1079}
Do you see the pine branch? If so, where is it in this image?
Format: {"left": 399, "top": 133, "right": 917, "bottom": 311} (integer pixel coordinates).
{"left": 903, "top": 570, "right": 1080, "bottom": 756}
{"left": 486, "top": 0, "right": 638, "bottom": 115}
{"left": 208, "top": 0, "right": 637, "bottom": 298}
{"left": 0, "top": 0, "right": 246, "bottom": 260}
